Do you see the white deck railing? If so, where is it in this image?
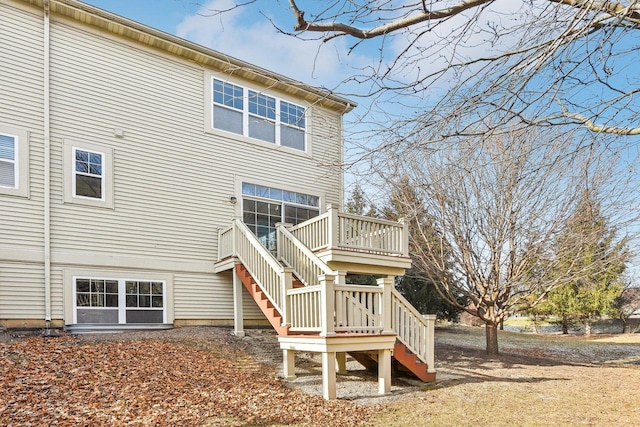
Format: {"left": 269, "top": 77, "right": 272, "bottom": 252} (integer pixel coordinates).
{"left": 217, "top": 225, "right": 234, "bottom": 261}
{"left": 288, "top": 285, "right": 322, "bottom": 332}
{"left": 334, "top": 284, "right": 383, "bottom": 333}
{"left": 230, "top": 220, "right": 292, "bottom": 319}
{"left": 391, "top": 288, "right": 435, "bottom": 370}
{"left": 277, "top": 224, "right": 337, "bottom": 287}
{"left": 291, "top": 204, "right": 408, "bottom": 257}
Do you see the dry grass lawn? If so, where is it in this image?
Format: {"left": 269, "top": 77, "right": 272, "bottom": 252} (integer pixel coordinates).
{"left": 373, "top": 326, "right": 640, "bottom": 426}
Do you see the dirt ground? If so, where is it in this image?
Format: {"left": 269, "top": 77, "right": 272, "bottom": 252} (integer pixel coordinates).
{"left": 1, "top": 325, "right": 639, "bottom": 426}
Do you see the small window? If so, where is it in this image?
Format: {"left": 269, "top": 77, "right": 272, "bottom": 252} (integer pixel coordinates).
{"left": 63, "top": 140, "right": 114, "bottom": 209}
{"left": 0, "top": 126, "right": 29, "bottom": 198}
{"left": 0, "top": 134, "right": 17, "bottom": 188}
{"left": 74, "top": 148, "right": 103, "bottom": 199}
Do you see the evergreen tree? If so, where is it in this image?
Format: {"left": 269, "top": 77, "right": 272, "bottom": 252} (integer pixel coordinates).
{"left": 546, "top": 193, "right": 628, "bottom": 334}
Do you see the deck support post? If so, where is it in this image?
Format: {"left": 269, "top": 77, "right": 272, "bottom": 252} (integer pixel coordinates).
{"left": 322, "top": 351, "right": 337, "bottom": 399}
{"left": 378, "top": 348, "right": 392, "bottom": 395}
{"left": 283, "top": 349, "right": 296, "bottom": 380}
{"left": 319, "top": 274, "right": 336, "bottom": 336}
{"left": 378, "top": 276, "right": 395, "bottom": 334}
{"left": 232, "top": 264, "right": 245, "bottom": 337}
{"left": 336, "top": 352, "right": 347, "bottom": 374}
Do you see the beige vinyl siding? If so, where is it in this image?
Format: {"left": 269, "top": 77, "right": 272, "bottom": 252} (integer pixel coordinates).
{"left": 0, "top": 2, "right": 45, "bottom": 252}
{"left": 45, "top": 18, "right": 344, "bottom": 321}
{"left": 0, "top": 262, "right": 45, "bottom": 319}
{"left": 173, "top": 273, "right": 262, "bottom": 320}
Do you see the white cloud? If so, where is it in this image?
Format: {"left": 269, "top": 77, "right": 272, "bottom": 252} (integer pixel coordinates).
{"left": 175, "top": 0, "right": 370, "bottom": 89}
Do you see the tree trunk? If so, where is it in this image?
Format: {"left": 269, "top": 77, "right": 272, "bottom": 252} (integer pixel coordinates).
{"left": 621, "top": 317, "right": 628, "bottom": 334}
{"left": 584, "top": 316, "right": 592, "bottom": 336}
{"left": 485, "top": 323, "right": 499, "bottom": 356}
{"left": 532, "top": 315, "right": 539, "bottom": 334}
{"left": 561, "top": 315, "right": 569, "bottom": 334}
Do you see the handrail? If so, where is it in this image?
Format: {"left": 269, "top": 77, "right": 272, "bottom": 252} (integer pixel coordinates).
{"left": 277, "top": 224, "right": 337, "bottom": 287}
{"left": 290, "top": 204, "right": 408, "bottom": 257}
{"left": 289, "top": 212, "right": 330, "bottom": 251}
{"left": 232, "top": 219, "right": 289, "bottom": 316}
{"left": 391, "top": 287, "right": 435, "bottom": 369}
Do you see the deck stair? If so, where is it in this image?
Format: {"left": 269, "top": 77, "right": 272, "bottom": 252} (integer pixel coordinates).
{"left": 216, "top": 210, "right": 436, "bottom": 398}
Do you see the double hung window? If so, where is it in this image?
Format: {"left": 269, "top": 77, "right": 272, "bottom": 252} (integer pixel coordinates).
{"left": 63, "top": 140, "right": 113, "bottom": 208}
{"left": 0, "top": 126, "right": 28, "bottom": 197}
{"left": 73, "top": 148, "right": 103, "bottom": 199}
{"left": 211, "top": 78, "right": 308, "bottom": 152}
{"left": 0, "top": 133, "right": 17, "bottom": 188}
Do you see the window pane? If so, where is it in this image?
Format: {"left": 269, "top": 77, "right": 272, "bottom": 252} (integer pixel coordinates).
{"left": 76, "top": 279, "right": 90, "bottom": 293}
{"left": 152, "top": 296, "right": 163, "bottom": 308}
{"left": 139, "top": 282, "right": 150, "bottom": 295}
{"left": 242, "top": 182, "right": 256, "bottom": 196}
{"left": 89, "top": 153, "right": 102, "bottom": 164}
{"left": 106, "top": 280, "right": 118, "bottom": 293}
{"left": 151, "top": 282, "right": 163, "bottom": 295}
{"left": 75, "top": 150, "right": 88, "bottom": 162}
{"left": 213, "top": 105, "right": 242, "bottom": 134}
{"left": 0, "top": 135, "right": 15, "bottom": 160}
{"left": 280, "top": 101, "right": 305, "bottom": 128}
{"left": 126, "top": 295, "right": 138, "bottom": 307}
{"left": 248, "top": 91, "right": 276, "bottom": 120}
{"left": 213, "top": 79, "right": 243, "bottom": 110}
{"left": 281, "top": 126, "right": 305, "bottom": 151}
{"left": 76, "top": 293, "right": 90, "bottom": 307}
{"left": 0, "top": 162, "right": 15, "bottom": 187}
{"left": 76, "top": 175, "right": 102, "bottom": 198}
{"left": 106, "top": 294, "right": 118, "bottom": 307}
{"left": 126, "top": 281, "right": 138, "bottom": 294}
{"left": 255, "top": 185, "right": 269, "bottom": 198}
{"left": 139, "top": 295, "right": 151, "bottom": 308}
{"left": 248, "top": 119, "right": 275, "bottom": 143}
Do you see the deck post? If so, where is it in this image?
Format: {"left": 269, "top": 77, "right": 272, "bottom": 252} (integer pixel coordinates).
{"left": 282, "top": 267, "right": 294, "bottom": 327}
{"left": 378, "top": 348, "right": 392, "bottom": 395}
{"left": 399, "top": 217, "right": 409, "bottom": 257}
{"left": 283, "top": 349, "right": 296, "bottom": 380}
{"left": 326, "top": 203, "right": 339, "bottom": 249}
{"left": 319, "top": 274, "right": 336, "bottom": 336}
{"left": 232, "top": 263, "right": 245, "bottom": 337}
{"left": 322, "top": 351, "right": 337, "bottom": 399}
{"left": 424, "top": 314, "right": 436, "bottom": 373}
{"left": 336, "top": 352, "right": 347, "bottom": 374}
{"left": 378, "top": 276, "right": 395, "bottom": 334}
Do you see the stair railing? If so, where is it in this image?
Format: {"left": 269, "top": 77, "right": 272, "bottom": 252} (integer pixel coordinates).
{"left": 391, "top": 288, "right": 435, "bottom": 371}
{"left": 232, "top": 219, "right": 291, "bottom": 321}
{"left": 276, "top": 223, "right": 337, "bottom": 286}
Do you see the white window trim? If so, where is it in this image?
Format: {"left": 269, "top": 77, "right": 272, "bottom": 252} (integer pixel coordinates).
{"left": 0, "top": 125, "right": 29, "bottom": 198}
{"left": 63, "top": 139, "right": 114, "bottom": 209}
{"left": 204, "top": 74, "right": 312, "bottom": 156}
{"left": 64, "top": 268, "right": 174, "bottom": 325}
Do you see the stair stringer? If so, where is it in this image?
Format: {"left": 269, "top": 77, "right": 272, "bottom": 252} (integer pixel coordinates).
{"left": 348, "top": 341, "right": 436, "bottom": 382}
{"left": 235, "top": 263, "right": 290, "bottom": 336}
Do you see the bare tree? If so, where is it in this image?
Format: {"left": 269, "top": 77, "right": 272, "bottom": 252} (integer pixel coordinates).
{"left": 281, "top": 0, "right": 640, "bottom": 142}
{"left": 372, "top": 125, "right": 634, "bottom": 355}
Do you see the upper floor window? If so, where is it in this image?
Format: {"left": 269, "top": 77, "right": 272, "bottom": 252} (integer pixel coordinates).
{"left": 210, "top": 78, "right": 308, "bottom": 152}
{"left": 0, "top": 126, "right": 29, "bottom": 198}
{"left": 73, "top": 148, "right": 103, "bottom": 199}
{"left": 63, "top": 139, "right": 114, "bottom": 209}
{"left": 0, "top": 133, "right": 17, "bottom": 188}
